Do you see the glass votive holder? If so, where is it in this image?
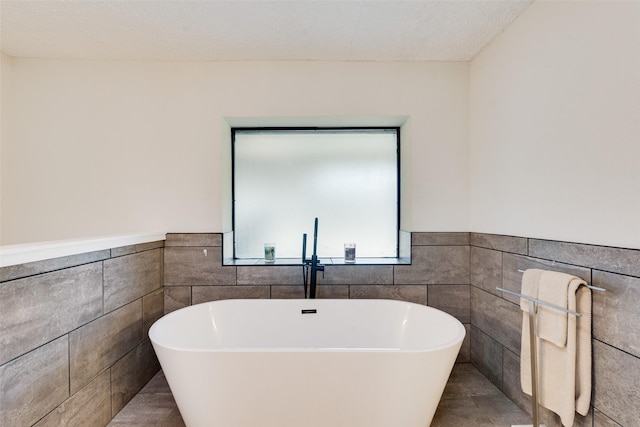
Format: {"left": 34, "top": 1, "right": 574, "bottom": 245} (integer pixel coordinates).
{"left": 264, "top": 243, "right": 276, "bottom": 263}
{"left": 344, "top": 243, "right": 356, "bottom": 263}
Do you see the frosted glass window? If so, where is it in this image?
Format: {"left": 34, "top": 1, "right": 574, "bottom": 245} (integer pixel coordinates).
{"left": 233, "top": 128, "right": 399, "bottom": 259}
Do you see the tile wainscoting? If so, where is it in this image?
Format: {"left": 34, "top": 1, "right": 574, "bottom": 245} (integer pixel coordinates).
{"left": 2, "top": 231, "right": 638, "bottom": 426}
{"left": 162, "top": 232, "right": 473, "bottom": 364}
{"left": 470, "top": 233, "right": 640, "bottom": 427}
{"left": 0, "top": 241, "right": 164, "bottom": 426}
{"left": 164, "top": 232, "right": 639, "bottom": 426}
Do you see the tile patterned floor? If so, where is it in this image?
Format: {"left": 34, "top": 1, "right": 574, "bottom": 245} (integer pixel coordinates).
{"left": 431, "top": 364, "right": 531, "bottom": 426}
{"left": 108, "top": 364, "right": 530, "bottom": 426}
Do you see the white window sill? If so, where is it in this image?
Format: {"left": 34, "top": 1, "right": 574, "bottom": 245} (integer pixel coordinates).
{"left": 223, "top": 257, "right": 410, "bottom": 266}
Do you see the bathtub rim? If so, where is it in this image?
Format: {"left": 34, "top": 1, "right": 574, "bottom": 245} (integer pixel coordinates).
{"left": 150, "top": 298, "right": 466, "bottom": 354}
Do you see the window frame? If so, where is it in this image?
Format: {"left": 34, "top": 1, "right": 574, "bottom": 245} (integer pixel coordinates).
{"left": 230, "top": 126, "right": 402, "bottom": 262}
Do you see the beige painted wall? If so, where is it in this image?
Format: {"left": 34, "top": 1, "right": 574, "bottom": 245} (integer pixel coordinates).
{"left": 4, "top": 1, "right": 637, "bottom": 249}
{"left": 470, "top": 0, "right": 640, "bottom": 250}
{"left": 0, "top": 53, "right": 13, "bottom": 238}
{"left": 0, "top": 60, "right": 469, "bottom": 244}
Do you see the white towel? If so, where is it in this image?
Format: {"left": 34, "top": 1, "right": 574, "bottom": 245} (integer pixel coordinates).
{"left": 520, "top": 269, "right": 591, "bottom": 427}
{"left": 537, "top": 271, "right": 576, "bottom": 347}
{"left": 519, "top": 269, "right": 544, "bottom": 312}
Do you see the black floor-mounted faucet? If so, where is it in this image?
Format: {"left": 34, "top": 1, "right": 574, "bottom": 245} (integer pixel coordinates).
{"left": 302, "top": 217, "right": 324, "bottom": 299}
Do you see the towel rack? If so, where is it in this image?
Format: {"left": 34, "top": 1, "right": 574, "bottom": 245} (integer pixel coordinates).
{"left": 497, "top": 287, "right": 581, "bottom": 317}
{"left": 496, "top": 286, "right": 570, "bottom": 427}
{"left": 498, "top": 271, "right": 605, "bottom": 427}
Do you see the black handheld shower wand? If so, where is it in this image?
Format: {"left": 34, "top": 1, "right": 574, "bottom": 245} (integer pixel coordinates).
{"left": 302, "top": 233, "right": 308, "bottom": 298}
{"left": 302, "top": 217, "right": 323, "bottom": 299}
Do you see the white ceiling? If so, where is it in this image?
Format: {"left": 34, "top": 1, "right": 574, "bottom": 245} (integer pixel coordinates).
{"left": 0, "top": 0, "right": 533, "bottom": 62}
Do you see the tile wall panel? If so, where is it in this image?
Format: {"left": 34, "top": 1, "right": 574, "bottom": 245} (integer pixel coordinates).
{"left": 470, "top": 246, "right": 502, "bottom": 296}
{"left": 0, "top": 336, "right": 69, "bottom": 427}
{"left": 472, "top": 233, "right": 639, "bottom": 426}
{"left": 315, "top": 285, "right": 351, "bottom": 299}
{"left": 0, "top": 250, "right": 110, "bottom": 282}
{"left": 349, "top": 284, "right": 427, "bottom": 305}
{"left": 270, "top": 285, "right": 306, "bottom": 299}
{"left": 394, "top": 246, "right": 470, "bottom": 284}
{"left": 412, "top": 232, "right": 470, "bottom": 246}
{"left": 501, "top": 348, "right": 529, "bottom": 416}
{"left": 237, "top": 265, "right": 302, "bottom": 285}
{"left": 470, "top": 325, "right": 503, "bottom": 388}
{"left": 104, "top": 249, "right": 162, "bottom": 312}
{"left": 318, "top": 265, "right": 393, "bottom": 285}
{"left": 457, "top": 324, "right": 471, "bottom": 363}
{"left": 470, "top": 286, "right": 521, "bottom": 355}
{"left": 34, "top": 370, "right": 111, "bottom": 427}
{"left": 111, "top": 340, "right": 161, "bottom": 417}
{"left": 271, "top": 285, "right": 308, "bottom": 299}
{"left": 593, "top": 340, "right": 640, "bottom": 426}
{"left": 270, "top": 285, "right": 350, "bottom": 299}
{"left": 499, "top": 253, "right": 526, "bottom": 305}
{"left": 192, "top": 285, "right": 270, "bottom": 303}
{"left": 593, "top": 410, "right": 622, "bottom": 427}
{"left": 592, "top": 270, "right": 640, "bottom": 358}
{"left": 165, "top": 233, "right": 221, "bottom": 247}
{"left": 0, "top": 263, "right": 103, "bottom": 365}
{"left": 143, "top": 289, "right": 164, "bottom": 337}
{"left": 470, "top": 233, "right": 528, "bottom": 255}
{"left": 163, "top": 286, "right": 191, "bottom": 314}
{"left": 1, "top": 239, "right": 164, "bottom": 427}
{"left": 164, "top": 247, "right": 235, "bottom": 286}
{"left": 111, "top": 241, "right": 164, "bottom": 257}
{"left": 427, "top": 284, "right": 470, "bottom": 323}
{"left": 528, "top": 239, "right": 640, "bottom": 278}
{"left": 69, "top": 300, "right": 143, "bottom": 393}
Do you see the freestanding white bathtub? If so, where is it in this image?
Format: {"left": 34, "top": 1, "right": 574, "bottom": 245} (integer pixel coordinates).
{"left": 149, "top": 299, "right": 465, "bottom": 427}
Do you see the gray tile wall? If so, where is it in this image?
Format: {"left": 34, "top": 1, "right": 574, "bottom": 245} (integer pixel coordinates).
{"left": 163, "top": 232, "right": 472, "bottom": 363}
{"left": 0, "top": 241, "right": 164, "bottom": 427}
{"left": 12, "top": 232, "right": 634, "bottom": 426}
{"left": 470, "top": 233, "right": 640, "bottom": 427}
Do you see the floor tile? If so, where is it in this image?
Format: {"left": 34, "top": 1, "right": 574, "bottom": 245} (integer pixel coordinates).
{"left": 109, "top": 364, "right": 529, "bottom": 426}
